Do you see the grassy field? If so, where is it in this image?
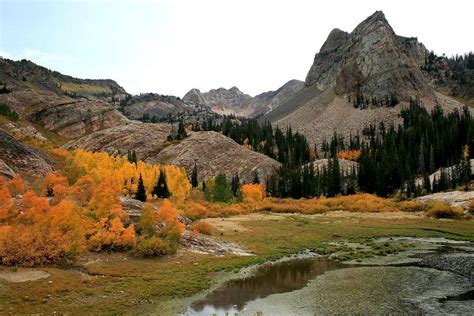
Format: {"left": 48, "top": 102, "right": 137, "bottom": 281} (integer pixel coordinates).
{"left": 0, "top": 211, "right": 473, "bottom": 315}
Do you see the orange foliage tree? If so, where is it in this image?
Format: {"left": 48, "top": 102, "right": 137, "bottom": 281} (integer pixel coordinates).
{"left": 241, "top": 183, "right": 265, "bottom": 203}
{"left": 336, "top": 149, "right": 361, "bottom": 161}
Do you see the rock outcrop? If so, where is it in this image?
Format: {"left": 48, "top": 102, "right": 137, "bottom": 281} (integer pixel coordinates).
{"left": 31, "top": 98, "right": 126, "bottom": 138}
{"left": 0, "top": 58, "right": 128, "bottom": 104}
{"left": 305, "top": 11, "right": 431, "bottom": 102}
{"left": 0, "top": 159, "right": 15, "bottom": 179}
{"left": 150, "top": 131, "right": 281, "bottom": 183}
{"left": 122, "top": 93, "right": 216, "bottom": 123}
{"left": 0, "top": 58, "right": 128, "bottom": 138}
{"left": 0, "top": 131, "right": 53, "bottom": 178}
{"left": 64, "top": 121, "right": 171, "bottom": 160}
{"left": 183, "top": 80, "right": 304, "bottom": 118}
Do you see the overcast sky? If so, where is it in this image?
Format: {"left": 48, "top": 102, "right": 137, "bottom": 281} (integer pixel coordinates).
{"left": 1, "top": 0, "right": 473, "bottom": 97}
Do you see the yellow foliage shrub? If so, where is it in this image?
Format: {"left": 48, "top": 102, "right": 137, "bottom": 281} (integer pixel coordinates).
{"left": 242, "top": 183, "right": 265, "bottom": 203}
{"left": 399, "top": 200, "right": 425, "bottom": 212}
{"left": 426, "top": 201, "right": 464, "bottom": 219}
{"left": 192, "top": 221, "right": 214, "bottom": 236}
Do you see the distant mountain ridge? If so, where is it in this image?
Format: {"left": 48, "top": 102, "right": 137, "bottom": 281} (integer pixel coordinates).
{"left": 183, "top": 79, "right": 304, "bottom": 118}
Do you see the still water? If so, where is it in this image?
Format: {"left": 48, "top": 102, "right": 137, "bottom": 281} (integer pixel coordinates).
{"left": 184, "top": 257, "right": 348, "bottom": 315}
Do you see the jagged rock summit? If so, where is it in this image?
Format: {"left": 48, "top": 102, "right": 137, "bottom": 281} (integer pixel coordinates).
{"left": 183, "top": 80, "right": 304, "bottom": 118}
{"left": 305, "top": 10, "right": 431, "bottom": 102}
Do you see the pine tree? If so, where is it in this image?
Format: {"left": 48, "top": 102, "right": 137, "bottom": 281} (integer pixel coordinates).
{"left": 135, "top": 174, "right": 147, "bottom": 202}
{"left": 252, "top": 171, "right": 260, "bottom": 184}
{"left": 127, "top": 150, "right": 137, "bottom": 164}
{"left": 191, "top": 163, "right": 198, "bottom": 188}
{"left": 423, "top": 172, "right": 431, "bottom": 193}
{"left": 231, "top": 173, "right": 241, "bottom": 197}
{"left": 213, "top": 173, "right": 232, "bottom": 203}
{"left": 153, "top": 169, "right": 170, "bottom": 199}
{"left": 177, "top": 119, "right": 187, "bottom": 140}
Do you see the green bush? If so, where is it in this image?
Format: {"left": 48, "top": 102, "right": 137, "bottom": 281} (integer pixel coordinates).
{"left": 131, "top": 236, "right": 177, "bottom": 258}
{"left": 0, "top": 103, "right": 19, "bottom": 121}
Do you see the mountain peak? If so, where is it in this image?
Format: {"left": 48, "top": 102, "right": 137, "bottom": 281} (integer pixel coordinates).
{"left": 305, "top": 10, "right": 430, "bottom": 101}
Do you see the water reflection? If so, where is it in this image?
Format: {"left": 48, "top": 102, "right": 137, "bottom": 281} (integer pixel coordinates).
{"left": 185, "top": 257, "right": 348, "bottom": 315}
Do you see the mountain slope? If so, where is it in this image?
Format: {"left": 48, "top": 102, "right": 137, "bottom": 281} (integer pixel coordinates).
{"left": 0, "top": 58, "right": 127, "bottom": 138}
{"left": 264, "top": 11, "right": 468, "bottom": 145}
{"left": 150, "top": 131, "right": 281, "bottom": 183}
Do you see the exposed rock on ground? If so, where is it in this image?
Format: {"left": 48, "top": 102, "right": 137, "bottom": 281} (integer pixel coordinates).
{"left": 420, "top": 254, "right": 474, "bottom": 278}
{"left": 0, "top": 158, "right": 15, "bottom": 179}
{"left": 151, "top": 131, "right": 281, "bottom": 183}
{"left": 0, "top": 130, "right": 53, "bottom": 178}
{"left": 3, "top": 122, "right": 47, "bottom": 141}
{"left": 415, "top": 191, "right": 474, "bottom": 209}
{"left": 64, "top": 122, "right": 171, "bottom": 160}
{"left": 181, "top": 230, "right": 253, "bottom": 256}
{"left": 0, "top": 269, "right": 51, "bottom": 283}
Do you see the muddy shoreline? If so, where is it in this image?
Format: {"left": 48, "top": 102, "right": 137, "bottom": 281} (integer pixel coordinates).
{"left": 179, "top": 237, "right": 474, "bottom": 315}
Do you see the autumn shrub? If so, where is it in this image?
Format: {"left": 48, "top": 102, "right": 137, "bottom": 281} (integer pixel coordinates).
{"left": 0, "top": 194, "right": 87, "bottom": 266}
{"left": 157, "top": 199, "right": 185, "bottom": 242}
{"left": 468, "top": 200, "right": 474, "bottom": 213}
{"left": 131, "top": 200, "right": 183, "bottom": 257}
{"left": 131, "top": 236, "right": 176, "bottom": 258}
{"left": 192, "top": 221, "right": 214, "bottom": 236}
{"left": 180, "top": 201, "right": 210, "bottom": 220}
{"left": 399, "top": 200, "right": 425, "bottom": 212}
{"left": 241, "top": 183, "right": 265, "bottom": 203}
{"left": 426, "top": 201, "right": 464, "bottom": 219}
{"left": 258, "top": 194, "right": 398, "bottom": 214}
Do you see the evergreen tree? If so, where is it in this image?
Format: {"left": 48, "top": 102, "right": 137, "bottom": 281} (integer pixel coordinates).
{"left": 252, "top": 171, "right": 260, "bottom": 184}
{"left": 127, "top": 150, "right": 137, "bottom": 164}
{"left": 153, "top": 169, "right": 170, "bottom": 198}
{"left": 213, "top": 173, "right": 232, "bottom": 203}
{"left": 135, "top": 174, "right": 147, "bottom": 202}
{"left": 231, "top": 173, "right": 241, "bottom": 197}
{"left": 177, "top": 119, "right": 187, "bottom": 140}
{"left": 423, "top": 173, "right": 431, "bottom": 193}
{"left": 191, "top": 163, "right": 198, "bottom": 188}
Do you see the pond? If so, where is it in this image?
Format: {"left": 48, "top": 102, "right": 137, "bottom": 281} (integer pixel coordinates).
{"left": 182, "top": 238, "right": 474, "bottom": 315}
{"left": 184, "top": 256, "right": 349, "bottom": 315}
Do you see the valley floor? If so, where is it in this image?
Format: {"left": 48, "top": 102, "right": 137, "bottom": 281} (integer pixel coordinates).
{"left": 0, "top": 211, "right": 473, "bottom": 315}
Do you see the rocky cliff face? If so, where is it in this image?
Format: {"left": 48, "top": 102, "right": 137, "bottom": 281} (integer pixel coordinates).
{"left": 63, "top": 121, "right": 171, "bottom": 160}
{"left": 183, "top": 80, "right": 304, "bottom": 118}
{"left": 122, "top": 93, "right": 216, "bottom": 123}
{"left": 0, "top": 131, "right": 53, "bottom": 179}
{"left": 0, "top": 58, "right": 128, "bottom": 104}
{"left": 149, "top": 131, "right": 281, "bottom": 183}
{"left": 305, "top": 11, "right": 431, "bottom": 102}
{"left": 0, "top": 58, "right": 127, "bottom": 138}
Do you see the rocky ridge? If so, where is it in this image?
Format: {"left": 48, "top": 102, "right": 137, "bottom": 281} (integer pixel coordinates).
{"left": 0, "top": 130, "right": 53, "bottom": 179}
{"left": 183, "top": 80, "right": 304, "bottom": 118}
{"left": 150, "top": 131, "right": 281, "bottom": 183}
